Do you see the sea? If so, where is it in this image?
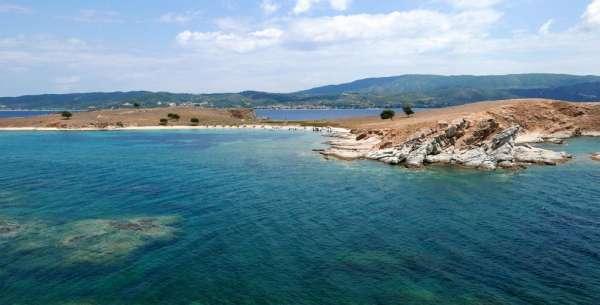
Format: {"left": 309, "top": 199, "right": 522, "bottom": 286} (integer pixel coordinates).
{"left": 0, "top": 129, "right": 599, "bottom": 305}
{"left": 0, "top": 111, "right": 56, "bottom": 119}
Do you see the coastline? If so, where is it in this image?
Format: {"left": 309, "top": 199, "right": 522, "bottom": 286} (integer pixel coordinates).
{"left": 0, "top": 124, "right": 350, "bottom": 133}
{"left": 320, "top": 99, "right": 600, "bottom": 170}
{"left": 2, "top": 99, "right": 598, "bottom": 171}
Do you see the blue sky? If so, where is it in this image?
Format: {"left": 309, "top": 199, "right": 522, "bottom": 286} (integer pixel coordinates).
{"left": 1, "top": 0, "right": 600, "bottom": 96}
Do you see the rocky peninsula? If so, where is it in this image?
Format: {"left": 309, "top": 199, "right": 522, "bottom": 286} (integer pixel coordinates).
{"left": 322, "top": 99, "right": 600, "bottom": 170}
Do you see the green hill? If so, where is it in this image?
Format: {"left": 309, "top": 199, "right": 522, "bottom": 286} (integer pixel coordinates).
{"left": 1, "top": 74, "right": 599, "bottom": 110}
{"left": 299, "top": 74, "right": 600, "bottom": 95}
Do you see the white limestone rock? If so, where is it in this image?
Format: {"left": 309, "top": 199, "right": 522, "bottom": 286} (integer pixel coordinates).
{"left": 513, "top": 146, "right": 572, "bottom": 165}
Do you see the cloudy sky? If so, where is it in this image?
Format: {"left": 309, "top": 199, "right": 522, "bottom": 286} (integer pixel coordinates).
{"left": 1, "top": 0, "right": 600, "bottom": 96}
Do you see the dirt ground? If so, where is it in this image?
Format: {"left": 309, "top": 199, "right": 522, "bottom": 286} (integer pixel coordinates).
{"left": 0, "top": 107, "right": 257, "bottom": 128}
{"left": 328, "top": 99, "right": 600, "bottom": 146}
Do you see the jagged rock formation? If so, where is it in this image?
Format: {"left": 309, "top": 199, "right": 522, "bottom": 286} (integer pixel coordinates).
{"left": 321, "top": 100, "right": 599, "bottom": 170}
{"left": 361, "top": 120, "right": 571, "bottom": 170}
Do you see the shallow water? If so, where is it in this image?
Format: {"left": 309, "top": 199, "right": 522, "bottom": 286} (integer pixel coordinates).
{"left": 0, "top": 130, "right": 599, "bottom": 305}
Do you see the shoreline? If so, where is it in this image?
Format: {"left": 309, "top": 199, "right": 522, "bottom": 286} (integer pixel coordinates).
{"left": 0, "top": 124, "right": 350, "bottom": 133}
{"left": 319, "top": 100, "right": 600, "bottom": 170}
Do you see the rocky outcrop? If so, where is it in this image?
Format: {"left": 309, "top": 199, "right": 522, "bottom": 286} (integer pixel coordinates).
{"left": 322, "top": 117, "right": 574, "bottom": 170}
{"left": 592, "top": 153, "right": 600, "bottom": 161}
{"left": 320, "top": 132, "right": 382, "bottom": 160}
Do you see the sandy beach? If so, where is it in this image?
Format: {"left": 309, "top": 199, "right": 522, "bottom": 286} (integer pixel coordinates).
{"left": 0, "top": 124, "right": 350, "bottom": 133}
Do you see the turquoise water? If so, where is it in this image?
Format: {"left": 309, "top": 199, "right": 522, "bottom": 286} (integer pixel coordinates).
{"left": 0, "top": 130, "right": 599, "bottom": 305}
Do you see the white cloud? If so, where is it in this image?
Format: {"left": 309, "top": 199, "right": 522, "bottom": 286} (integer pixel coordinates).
{"left": 294, "top": 0, "right": 319, "bottom": 14}
{"left": 289, "top": 10, "right": 501, "bottom": 45}
{"left": 176, "top": 28, "right": 284, "bottom": 53}
{"left": 0, "top": 3, "right": 29, "bottom": 13}
{"left": 0, "top": 35, "right": 88, "bottom": 51}
{"left": 158, "top": 12, "right": 198, "bottom": 24}
{"left": 446, "top": 0, "right": 504, "bottom": 9}
{"left": 539, "top": 19, "right": 554, "bottom": 35}
{"left": 176, "top": 8, "right": 501, "bottom": 55}
{"left": 329, "top": 0, "right": 351, "bottom": 11}
{"left": 583, "top": 0, "right": 600, "bottom": 25}
{"left": 293, "top": 0, "right": 350, "bottom": 14}
{"left": 260, "top": 0, "right": 279, "bottom": 14}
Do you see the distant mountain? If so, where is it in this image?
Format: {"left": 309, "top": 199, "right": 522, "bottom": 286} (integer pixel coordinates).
{"left": 299, "top": 74, "right": 600, "bottom": 95}
{"left": 509, "top": 81, "right": 600, "bottom": 101}
{"left": 1, "top": 74, "right": 599, "bottom": 110}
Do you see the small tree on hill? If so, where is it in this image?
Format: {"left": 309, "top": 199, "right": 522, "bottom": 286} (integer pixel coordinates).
{"left": 380, "top": 109, "right": 395, "bottom": 120}
{"left": 190, "top": 117, "right": 200, "bottom": 126}
{"left": 61, "top": 111, "right": 73, "bottom": 120}
{"left": 167, "top": 113, "right": 180, "bottom": 121}
{"left": 159, "top": 118, "right": 168, "bottom": 126}
{"left": 133, "top": 102, "right": 140, "bottom": 108}
{"left": 402, "top": 103, "right": 415, "bottom": 117}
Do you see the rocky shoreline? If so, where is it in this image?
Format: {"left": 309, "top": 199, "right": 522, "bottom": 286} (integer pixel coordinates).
{"left": 322, "top": 121, "right": 574, "bottom": 170}
{"left": 320, "top": 100, "right": 599, "bottom": 170}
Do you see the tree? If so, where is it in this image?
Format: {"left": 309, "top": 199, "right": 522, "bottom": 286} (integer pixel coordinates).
{"left": 61, "top": 111, "right": 73, "bottom": 120}
{"left": 167, "top": 113, "right": 180, "bottom": 121}
{"left": 190, "top": 117, "right": 200, "bottom": 126}
{"left": 133, "top": 102, "right": 140, "bottom": 108}
{"left": 380, "top": 109, "right": 395, "bottom": 120}
{"left": 159, "top": 118, "right": 168, "bottom": 126}
{"left": 403, "top": 104, "right": 415, "bottom": 117}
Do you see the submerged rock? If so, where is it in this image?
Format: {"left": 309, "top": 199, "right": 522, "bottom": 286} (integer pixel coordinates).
{"left": 0, "top": 219, "right": 21, "bottom": 238}
{"left": 591, "top": 153, "right": 600, "bottom": 161}
{"left": 60, "top": 216, "right": 179, "bottom": 264}
{"left": 336, "top": 250, "right": 399, "bottom": 273}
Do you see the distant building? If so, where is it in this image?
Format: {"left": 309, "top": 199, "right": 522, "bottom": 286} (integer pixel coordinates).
{"left": 123, "top": 102, "right": 133, "bottom": 107}
{"left": 168, "top": 102, "right": 177, "bottom": 107}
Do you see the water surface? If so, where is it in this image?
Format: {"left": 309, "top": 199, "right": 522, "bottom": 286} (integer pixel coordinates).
{"left": 0, "top": 130, "right": 599, "bottom": 305}
{"left": 0, "top": 111, "right": 56, "bottom": 119}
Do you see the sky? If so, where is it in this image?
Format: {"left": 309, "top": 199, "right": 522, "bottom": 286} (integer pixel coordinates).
{"left": 1, "top": 0, "right": 600, "bottom": 96}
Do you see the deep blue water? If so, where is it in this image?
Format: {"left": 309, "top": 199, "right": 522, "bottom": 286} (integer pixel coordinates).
{"left": 0, "top": 130, "right": 599, "bottom": 305}
{"left": 0, "top": 111, "right": 55, "bottom": 118}
{"left": 255, "top": 108, "right": 423, "bottom": 120}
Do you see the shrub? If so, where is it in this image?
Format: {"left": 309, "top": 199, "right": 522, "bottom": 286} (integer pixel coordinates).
{"left": 403, "top": 104, "right": 415, "bottom": 117}
{"left": 159, "top": 118, "right": 168, "bottom": 126}
{"left": 133, "top": 102, "right": 140, "bottom": 108}
{"left": 116, "top": 121, "right": 124, "bottom": 128}
{"left": 61, "top": 111, "right": 73, "bottom": 120}
{"left": 167, "top": 113, "right": 180, "bottom": 120}
{"left": 190, "top": 117, "right": 200, "bottom": 125}
{"left": 380, "top": 109, "right": 395, "bottom": 120}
